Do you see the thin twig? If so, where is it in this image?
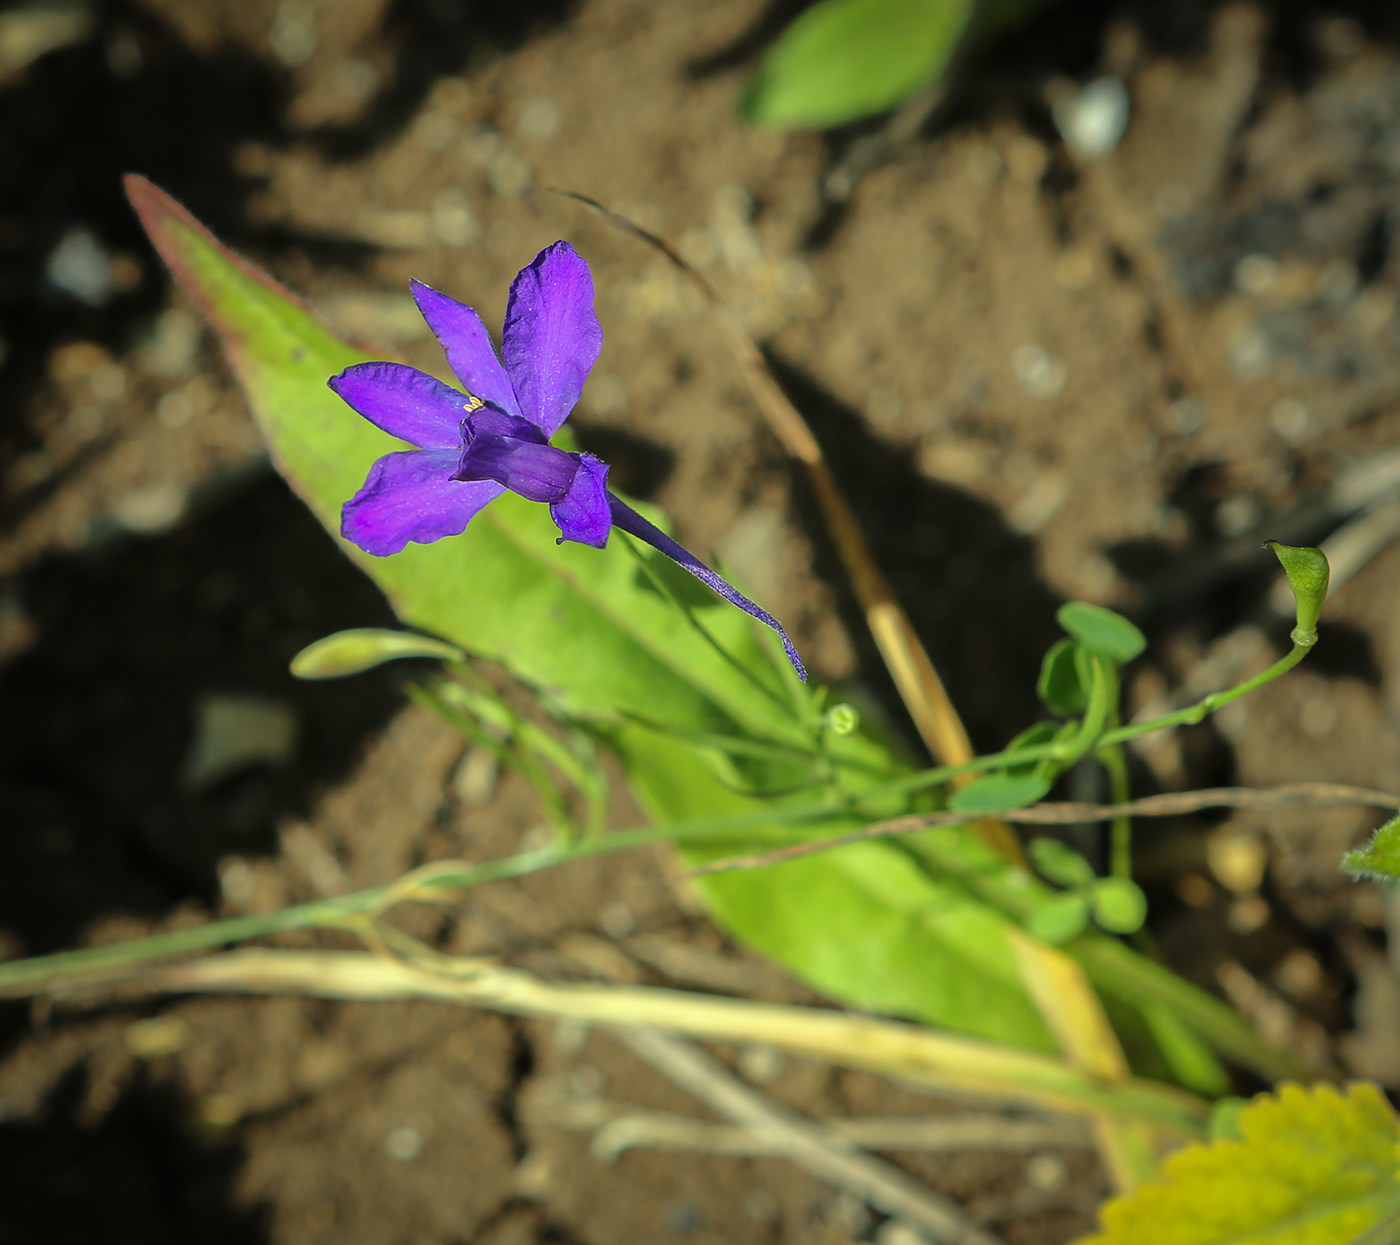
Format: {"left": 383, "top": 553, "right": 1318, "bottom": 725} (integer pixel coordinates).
{"left": 554, "top": 189, "right": 1023, "bottom": 865}
{"left": 617, "top": 1027, "right": 1008, "bottom": 1245}
{"left": 536, "top": 1089, "right": 1093, "bottom": 1160}
{"left": 689, "top": 782, "right": 1400, "bottom": 877}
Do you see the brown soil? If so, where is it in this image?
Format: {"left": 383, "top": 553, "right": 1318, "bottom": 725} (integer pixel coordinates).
{"left": 3, "top": 1, "right": 1400, "bottom": 1242}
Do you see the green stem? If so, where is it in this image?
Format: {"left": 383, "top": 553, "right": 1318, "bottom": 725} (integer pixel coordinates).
{"left": 1044, "top": 656, "right": 1116, "bottom": 777}
{"left": 0, "top": 808, "right": 854, "bottom": 995}
{"left": 866, "top": 640, "right": 1314, "bottom": 804}
{"left": 0, "top": 639, "right": 1318, "bottom": 1027}
{"left": 619, "top": 533, "right": 794, "bottom": 721}
{"left": 1099, "top": 734, "right": 1133, "bottom": 879}
{"left": 1102, "top": 641, "right": 1312, "bottom": 747}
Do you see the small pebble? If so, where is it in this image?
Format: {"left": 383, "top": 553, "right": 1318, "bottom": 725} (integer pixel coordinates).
{"left": 1175, "top": 873, "right": 1215, "bottom": 908}
{"left": 1228, "top": 894, "right": 1270, "bottom": 935}
{"left": 1011, "top": 343, "right": 1067, "bottom": 399}
{"left": 1273, "top": 948, "right": 1324, "bottom": 998}
{"left": 110, "top": 484, "right": 187, "bottom": 534}
{"left": 1215, "top": 495, "right": 1258, "bottom": 537}
{"left": 1234, "top": 253, "right": 1278, "bottom": 296}
{"left": 516, "top": 96, "right": 560, "bottom": 142}
{"left": 599, "top": 902, "right": 634, "bottom": 939}
{"left": 1026, "top": 1151, "right": 1069, "bottom": 1191}
{"left": 1228, "top": 326, "right": 1272, "bottom": 382}
{"left": 1270, "top": 398, "right": 1310, "bottom": 440}
{"left": 137, "top": 307, "right": 201, "bottom": 377}
{"left": 184, "top": 693, "right": 298, "bottom": 788}
{"left": 125, "top": 1015, "right": 189, "bottom": 1058}
{"left": 1299, "top": 695, "right": 1337, "bottom": 738}
{"left": 219, "top": 858, "right": 257, "bottom": 906}
{"left": 1167, "top": 397, "right": 1206, "bottom": 435}
{"left": 1055, "top": 250, "right": 1094, "bottom": 289}
{"left": 452, "top": 745, "right": 498, "bottom": 807}
{"left": 270, "top": 0, "right": 316, "bottom": 66}
{"left": 875, "top": 1221, "right": 925, "bottom": 1245}
{"left": 487, "top": 149, "right": 531, "bottom": 198}
{"left": 1053, "top": 77, "right": 1130, "bottom": 158}
{"left": 46, "top": 227, "right": 113, "bottom": 306}
{"left": 385, "top": 1125, "right": 423, "bottom": 1162}
{"left": 461, "top": 124, "right": 500, "bottom": 167}
{"left": 431, "top": 188, "right": 479, "bottom": 247}
{"left": 199, "top": 1093, "right": 242, "bottom": 1128}
{"left": 413, "top": 111, "right": 456, "bottom": 150}
{"left": 737, "top": 1043, "right": 783, "bottom": 1084}
{"left": 89, "top": 361, "right": 126, "bottom": 402}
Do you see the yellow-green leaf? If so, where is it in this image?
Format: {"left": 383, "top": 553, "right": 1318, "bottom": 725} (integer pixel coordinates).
{"left": 741, "top": 0, "right": 972, "bottom": 129}
{"left": 1082, "top": 1082, "right": 1400, "bottom": 1245}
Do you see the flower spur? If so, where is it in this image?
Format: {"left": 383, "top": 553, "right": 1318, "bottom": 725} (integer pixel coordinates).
{"left": 329, "top": 241, "right": 806, "bottom": 679}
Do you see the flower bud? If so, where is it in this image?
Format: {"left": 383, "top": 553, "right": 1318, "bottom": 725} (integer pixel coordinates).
{"left": 290, "top": 628, "right": 464, "bottom": 679}
{"left": 822, "top": 703, "right": 861, "bottom": 736}
{"left": 1263, "top": 541, "right": 1329, "bottom": 645}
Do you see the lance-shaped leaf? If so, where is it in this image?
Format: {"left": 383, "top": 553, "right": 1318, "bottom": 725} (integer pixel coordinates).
{"left": 124, "top": 174, "right": 1061, "bottom": 1050}
{"left": 742, "top": 0, "right": 972, "bottom": 129}
{"left": 124, "top": 176, "right": 1286, "bottom": 1082}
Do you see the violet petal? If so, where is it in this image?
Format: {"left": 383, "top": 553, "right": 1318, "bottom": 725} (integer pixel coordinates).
{"left": 501, "top": 242, "right": 602, "bottom": 436}
{"left": 464, "top": 405, "right": 548, "bottom": 445}
{"left": 342, "top": 448, "right": 504, "bottom": 556}
{"left": 454, "top": 435, "right": 579, "bottom": 503}
{"left": 410, "top": 280, "right": 521, "bottom": 418}
{"left": 329, "top": 362, "right": 469, "bottom": 451}
{"left": 550, "top": 453, "right": 611, "bottom": 548}
{"left": 607, "top": 495, "right": 807, "bottom": 680}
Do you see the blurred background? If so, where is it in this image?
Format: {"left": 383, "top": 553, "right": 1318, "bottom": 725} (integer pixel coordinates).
{"left": 3, "top": 1, "right": 1400, "bottom": 1241}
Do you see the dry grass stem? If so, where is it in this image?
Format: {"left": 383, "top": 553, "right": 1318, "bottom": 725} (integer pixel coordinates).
{"left": 141, "top": 948, "right": 1209, "bottom": 1134}
{"left": 1008, "top": 931, "right": 1155, "bottom": 1193}
{"left": 534, "top": 1090, "right": 1094, "bottom": 1160}
{"left": 616, "top": 1027, "right": 1008, "bottom": 1245}
{"left": 557, "top": 190, "right": 1022, "bottom": 865}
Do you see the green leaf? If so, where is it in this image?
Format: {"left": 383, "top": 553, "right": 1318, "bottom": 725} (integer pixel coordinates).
{"left": 123, "top": 175, "right": 795, "bottom": 742}
{"left": 125, "top": 175, "right": 1059, "bottom": 1053}
{"left": 1084, "top": 1083, "right": 1400, "bottom": 1245}
{"left": 1057, "top": 602, "right": 1146, "bottom": 664}
{"left": 950, "top": 771, "right": 1052, "bottom": 812}
{"left": 291, "top": 628, "right": 464, "bottom": 678}
{"left": 1342, "top": 814, "right": 1400, "bottom": 885}
{"left": 124, "top": 176, "right": 1296, "bottom": 1086}
{"left": 1038, "top": 638, "right": 1088, "bottom": 717}
{"left": 1091, "top": 876, "right": 1147, "bottom": 933}
{"left": 741, "top": 0, "right": 972, "bottom": 129}
{"left": 1027, "top": 891, "right": 1089, "bottom": 944}
{"left": 1006, "top": 719, "right": 1059, "bottom": 757}
{"left": 620, "top": 723, "right": 1057, "bottom": 1049}
{"left": 1265, "top": 541, "right": 1330, "bottom": 644}
{"left": 1142, "top": 1002, "right": 1231, "bottom": 1097}
{"left": 1028, "top": 836, "right": 1094, "bottom": 888}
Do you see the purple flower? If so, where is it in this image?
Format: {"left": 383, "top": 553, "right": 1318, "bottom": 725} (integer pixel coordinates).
{"left": 330, "top": 241, "right": 806, "bottom": 680}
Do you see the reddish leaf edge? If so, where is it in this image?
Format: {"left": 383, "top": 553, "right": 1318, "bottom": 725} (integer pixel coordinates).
{"left": 121, "top": 172, "right": 381, "bottom": 360}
